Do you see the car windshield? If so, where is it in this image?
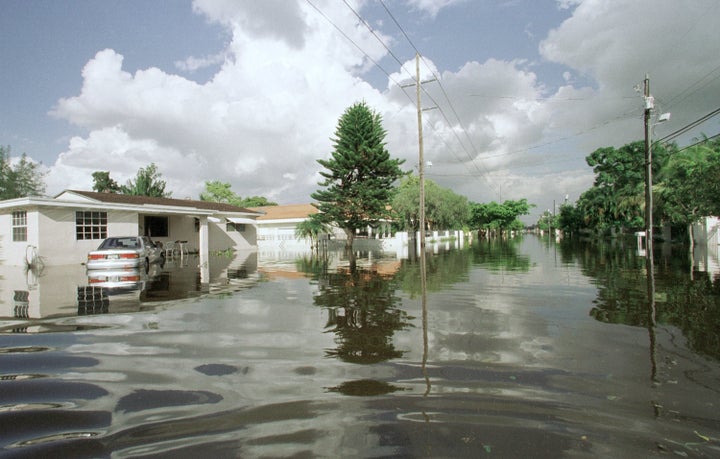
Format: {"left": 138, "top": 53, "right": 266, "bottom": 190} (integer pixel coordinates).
{"left": 98, "top": 237, "right": 139, "bottom": 250}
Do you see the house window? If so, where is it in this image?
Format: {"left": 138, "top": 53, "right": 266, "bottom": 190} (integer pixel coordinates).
{"left": 226, "top": 222, "right": 246, "bottom": 232}
{"left": 12, "top": 211, "right": 27, "bottom": 241}
{"left": 76, "top": 211, "right": 107, "bottom": 240}
{"left": 144, "top": 216, "right": 168, "bottom": 238}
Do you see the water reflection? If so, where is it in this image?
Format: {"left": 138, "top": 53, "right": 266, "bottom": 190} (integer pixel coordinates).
{"left": 312, "top": 266, "right": 412, "bottom": 364}
{"left": 470, "top": 237, "right": 532, "bottom": 272}
{"left": 570, "top": 239, "right": 720, "bottom": 361}
{"left": 0, "top": 250, "right": 260, "bottom": 323}
{"left": 1, "top": 237, "right": 720, "bottom": 457}
{"left": 327, "top": 379, "right": 406, "bottom": 396}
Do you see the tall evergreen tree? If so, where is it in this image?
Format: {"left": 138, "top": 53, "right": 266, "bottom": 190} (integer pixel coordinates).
{"left": 312, "top": 102, "right": 405, "bottom": 249}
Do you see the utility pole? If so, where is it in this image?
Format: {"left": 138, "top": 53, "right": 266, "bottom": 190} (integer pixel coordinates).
{"left": 403, "top": 53, "right": 435, "bottom": 250}
{"left": 643, "top": 74, "right": 658, "bottom": 381}
{"left": 415, "top": 53, "right": 426, "bottom": 252}
{"left": 643, "top": 74, "right": 653, "bottom": 256}
{"left": 414, "top": 53, "right": 431, "bottom": 396}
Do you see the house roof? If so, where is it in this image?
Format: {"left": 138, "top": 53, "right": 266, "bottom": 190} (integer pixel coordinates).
{"left": 61, "top": 190, "right": 263, "bottom": 215}
{"left": 250, "top": 203, "right": 318, "bottom": 221}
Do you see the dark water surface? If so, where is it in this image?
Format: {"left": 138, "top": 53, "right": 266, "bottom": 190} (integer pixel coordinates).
{"left": 1, "top": 235, "right": 719, "bottom": 457}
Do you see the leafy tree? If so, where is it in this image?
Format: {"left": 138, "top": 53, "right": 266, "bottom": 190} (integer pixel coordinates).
{"left": 121, "top": 163, "right": 171, "bottom": 197}
{"left": 240, "top": 196, "right": 278, "bottom": 207}
{"left": 557, "top": 202, "right": 584, "bottom": 236}
{"left": 391, "top": 175, "right": 469, "bottom": 231}
{"left": 469, "top": 199, "right": 533, "bottom": 235}
{"left": 312, "top": 102, "right": 405, "bottom": 249}
{"left": 0, "top": 145, "right": 46, "bottom": 199}
{"left": 575, "top": 141, "right": 670, "bottom": 235}
{"left": 91, "top": 171, "right": 121, "bottom": 193}
{"left": 200, "top": 180, "right": 237, "bottom": 204}
{"left": 536, "top": 209, "right": 559, "bottom": 232}
{"left": 655, "top": 138, "right": 720, "bottom": 246}
{"left": 199, "top": 180, "right": 278, "bottom": 207}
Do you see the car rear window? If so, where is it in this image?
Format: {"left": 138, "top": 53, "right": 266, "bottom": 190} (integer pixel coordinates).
{"left": 98, "top": 237, "right": 139, "bottom": 249}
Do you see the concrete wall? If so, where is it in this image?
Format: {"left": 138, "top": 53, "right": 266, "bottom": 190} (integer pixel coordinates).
{"left": 1, "top": 207, "right": 137, "bottom": 267}
{"left": 0, "top": 209, "right": 37, "bottom": 267}
{"left": 209, "top": 221, "right": 257, "bottom": 251}
{"left": 42, "top": 208, "right": 137, "bottom": 266}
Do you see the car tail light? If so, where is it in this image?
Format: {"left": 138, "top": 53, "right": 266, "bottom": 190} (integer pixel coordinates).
{"left": 119, "top": 253, "right": 139, "bottom": 259}
{"left": 88, "top": 254, "right": 105, "bottom": 260}
{"left": 120, "top": 275, "right": 141, "bottom": 282}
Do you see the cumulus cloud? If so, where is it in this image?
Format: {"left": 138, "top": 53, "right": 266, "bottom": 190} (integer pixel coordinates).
{"left": 174, "top": 52, "right": 227, "bottom": 73}
{"left": 44, "top": 0, "right": 720, "bottom": 221}
{"left": 49, "top": 1, "right": 397, "bottom": 202}
{"left": 555, "top": 0, "right": 583, "bottom": 9}
{"left": 405, "top": 0, "right": 468, "bottom": 18}
{"left": 539, "top": 0, "right": 720, "bottom": 160}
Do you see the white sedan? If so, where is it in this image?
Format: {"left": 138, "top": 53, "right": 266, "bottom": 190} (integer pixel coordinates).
{"left": 86, "top": 236, "right": 165, "bottom": 271}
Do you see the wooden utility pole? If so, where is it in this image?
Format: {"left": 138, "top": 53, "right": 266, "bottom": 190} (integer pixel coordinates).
{"left": 414, "top": 52, "right": 431, "bottom": 396}
{"left": 643, "top": 74, "right": 653, "bottom": 255}
{"left": 643, "top": 73, "right": 658, "bottom": 382}
{"left": 416, "top": 53, "right": 426, "bottom": 252}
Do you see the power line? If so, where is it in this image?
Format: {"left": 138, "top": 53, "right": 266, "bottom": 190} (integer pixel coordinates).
{"left": 655, "top": 106, "right": 720, "bottom": 145}
{"left": 323, "top": 0, "right": 500, "bottom": 195}
{"left": 663, "top": 63, "right": 720, "bottom": 110}
{"left": 378, "top": 0, "right": 502, "bottom": 197}
{"left": 672, "top": 132, "right": 720, "bottom": 154}
{"left": 468, "top": 94, "right": 636, "bottom": 101}
{"left": 304, "top": 0, "right": 414, "bottom": 107}
{"left": 310, "top": 1, "right": 720, "bottom": 196}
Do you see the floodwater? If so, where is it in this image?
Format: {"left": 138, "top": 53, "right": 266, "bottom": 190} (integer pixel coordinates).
{"left": 0, "top": 235, "right": 719, "bottom": 458}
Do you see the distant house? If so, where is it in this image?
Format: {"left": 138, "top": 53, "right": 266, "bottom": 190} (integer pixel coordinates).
{"left": 250, "top": 203, "right": 395, "bottom": 252}
{"left": 0, "top": 190, "right": 263, "bottom": 267}
{"left": 251, "top": 203, "right": 326, "bottom": 250}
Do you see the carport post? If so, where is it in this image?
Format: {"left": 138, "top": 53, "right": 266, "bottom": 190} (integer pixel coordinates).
{"left": 198, "top": 215, "right": 210, "bottom": 284}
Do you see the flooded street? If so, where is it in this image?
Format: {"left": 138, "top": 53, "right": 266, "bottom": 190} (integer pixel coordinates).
{"left": 1, "top": 235, "right": 719, "bottom": 457}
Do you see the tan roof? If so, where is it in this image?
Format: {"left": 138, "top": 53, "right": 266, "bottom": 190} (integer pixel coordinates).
{"left": 63, "top": 190, "right": 262, "bottom": 215}
{"left": 250, "top": 203, "right": 318, "bottom": 221}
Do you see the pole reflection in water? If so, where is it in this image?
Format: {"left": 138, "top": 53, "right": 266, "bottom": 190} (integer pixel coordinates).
{"left": 646, "top": 239, "right": 658, "bottom": 387}
{"left": 420, "top": 243, "right": 430, "bottom": 397}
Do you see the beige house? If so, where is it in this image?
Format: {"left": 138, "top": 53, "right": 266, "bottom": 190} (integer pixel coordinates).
{"left": 0, "top": 190, "right": 263, "bottom": 267}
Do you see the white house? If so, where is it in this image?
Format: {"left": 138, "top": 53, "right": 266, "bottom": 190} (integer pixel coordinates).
{"left": 252, "top": 203, "right": 321, "bottom": 247}
{"left": 0, "top": 190, "right": 263, "bottom": 267}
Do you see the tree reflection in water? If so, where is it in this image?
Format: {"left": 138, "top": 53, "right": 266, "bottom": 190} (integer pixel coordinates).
{"left": 327, "top": 379, "right": 407, "bottom": 396}
{"left": 312, "top": 266, "right": 413, "bottom": 365}
{"left": 566, "top": 239, "right": 720, "bottom": 361}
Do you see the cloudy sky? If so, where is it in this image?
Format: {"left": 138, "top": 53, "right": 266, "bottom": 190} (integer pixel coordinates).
{"left": 2, "top": 0, "right": 719, "bottom": 222}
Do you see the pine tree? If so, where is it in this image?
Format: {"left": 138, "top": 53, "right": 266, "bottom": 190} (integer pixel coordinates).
{"left": 312, "top": 102, "right": 405, "bottom": 249}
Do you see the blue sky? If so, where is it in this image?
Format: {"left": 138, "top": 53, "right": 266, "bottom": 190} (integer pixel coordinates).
{"left": 2, "top": 0, "right": 719, "bottom": 222}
